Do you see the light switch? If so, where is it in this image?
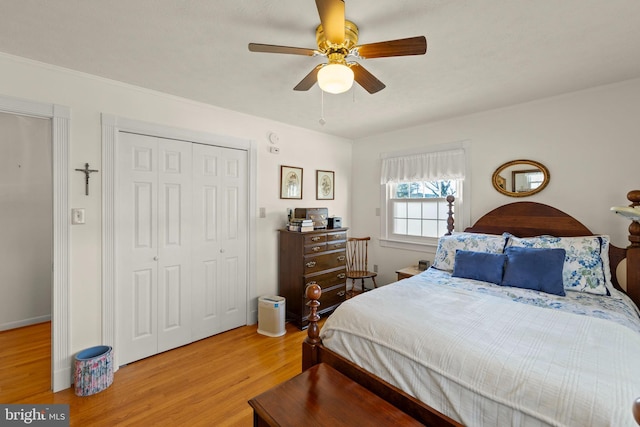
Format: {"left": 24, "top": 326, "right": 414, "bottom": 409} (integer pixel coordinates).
{"left": 72, "top": 208, "right": 85, "bottom": 225}
{"left": 259, "top": 207, "right": 266, "bottom": 218}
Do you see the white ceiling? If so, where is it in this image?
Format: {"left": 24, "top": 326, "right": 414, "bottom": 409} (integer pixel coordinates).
{"left": 1, "top": 1, "right": 640, "bottom": 139}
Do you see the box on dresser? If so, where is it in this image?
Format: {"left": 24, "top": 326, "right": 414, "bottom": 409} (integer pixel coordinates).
{"left": 278, "top": 227, "right": 348, "bottom": 329}
{"left": 294, "top": 208, "right": 329, "bottom": 229}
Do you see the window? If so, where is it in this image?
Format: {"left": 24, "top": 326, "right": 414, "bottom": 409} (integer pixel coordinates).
{"left": 390, "top": 180, "right": 457, "bottom": 238}
{"left": 380, "top": 143, "right": 469, "bottom": 250}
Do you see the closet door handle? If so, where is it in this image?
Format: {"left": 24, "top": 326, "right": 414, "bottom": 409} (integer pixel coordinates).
{"left": 153, "top": 256, "right": 159, "bottom": 261}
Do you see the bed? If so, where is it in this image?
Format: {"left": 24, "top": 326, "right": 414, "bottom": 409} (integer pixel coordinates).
{"left": 302, "top": 193, "right": 640, "bottom": 426}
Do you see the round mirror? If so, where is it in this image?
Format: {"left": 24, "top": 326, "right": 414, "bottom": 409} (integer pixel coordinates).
{"left": 492, "top": 159, "right": 550, "bottom": 197}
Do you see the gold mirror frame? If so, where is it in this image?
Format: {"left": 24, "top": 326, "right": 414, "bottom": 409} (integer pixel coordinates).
{"left": 492, "top": 159, "right": 550, "bottom": 197}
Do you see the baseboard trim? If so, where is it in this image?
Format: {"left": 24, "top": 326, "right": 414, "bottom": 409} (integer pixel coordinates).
{"left": 0, "top": 315, "right": 51, "bottom": 332}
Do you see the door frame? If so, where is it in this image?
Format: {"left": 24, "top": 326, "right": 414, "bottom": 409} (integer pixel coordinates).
{"left": 101, "top": 114, "right": 257, "bottom": 371}
{"left": 0, "top": 95, "right": 71, "bottom": 392}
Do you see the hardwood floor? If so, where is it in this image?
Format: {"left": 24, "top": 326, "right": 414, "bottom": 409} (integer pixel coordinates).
{"left": 0, "top": 321, "right": 315, "bottom": 426}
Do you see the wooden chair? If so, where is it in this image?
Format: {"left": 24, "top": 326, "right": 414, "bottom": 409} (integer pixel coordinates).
{"left": 346, "top": 237, "right": 377, "bottom": 295}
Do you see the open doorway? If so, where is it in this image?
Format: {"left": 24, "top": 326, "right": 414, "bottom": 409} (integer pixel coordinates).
{"left": 0, "top": 111, "right": 52, "bottom": 397}
{"left": 0, "top": 96, "right": 71, "bottom": 392}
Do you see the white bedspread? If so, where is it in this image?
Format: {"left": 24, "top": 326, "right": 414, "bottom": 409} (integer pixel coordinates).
{"left": 321, "top": 272, "right": 640, "bottom": 426}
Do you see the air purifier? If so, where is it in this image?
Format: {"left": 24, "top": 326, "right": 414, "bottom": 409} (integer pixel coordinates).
{"left": 258, "top": 296, "right": 286, "bottom": 337}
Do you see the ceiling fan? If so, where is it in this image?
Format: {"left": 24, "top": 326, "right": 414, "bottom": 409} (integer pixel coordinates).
{"left": 248, "top": 0, "right": 427, "bottom": 95}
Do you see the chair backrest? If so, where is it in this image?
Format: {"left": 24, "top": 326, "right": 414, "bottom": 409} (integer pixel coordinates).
{"left": 346, "top": 237, "right": 371, "bottom": 273}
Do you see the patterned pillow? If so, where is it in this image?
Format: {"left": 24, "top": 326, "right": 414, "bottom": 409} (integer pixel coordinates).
{"left": 433, "top": 232, "right": 507, "bottom": 272}
{"left": 504, "top": 233, "right": 610, "bottom": 295}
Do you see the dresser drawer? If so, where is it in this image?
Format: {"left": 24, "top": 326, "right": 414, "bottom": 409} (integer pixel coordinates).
{"left": 325, "top": 240, "right": 346, "bottom": 251}
{"left": 305, "top": 284, "right": 346, "bottom": 317}
{"left": 327, "top": 231, "right": 347, "bottom": 242}
{"left": 304, "top": 233, "right": 326, "bottom": 245}
{"left": 304, "top": 268, "right": 347, "bottom": 290}
{"left": 304, "top": 243, "right": 327, "bottom": 254}
{"left": 304, "top": 250, "right": 346, "bottom": 274}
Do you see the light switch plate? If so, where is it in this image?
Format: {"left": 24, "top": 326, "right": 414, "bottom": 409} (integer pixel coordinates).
{"left": 72, "top": 208, "right": 85, "bottom": 225}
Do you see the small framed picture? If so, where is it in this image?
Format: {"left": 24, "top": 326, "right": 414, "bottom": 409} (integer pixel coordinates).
{"left": 316, "top": 170, "right": 334, "bottom": 200}
{"left": 280, "top": 165, "right": 303, "bottom": 199}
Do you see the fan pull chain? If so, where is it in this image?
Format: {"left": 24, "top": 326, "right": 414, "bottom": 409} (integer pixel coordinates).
{"left": 319, "top": 90, "right": 326, "bottom": 126}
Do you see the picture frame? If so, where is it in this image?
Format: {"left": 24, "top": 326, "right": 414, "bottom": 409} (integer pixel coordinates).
{"left": 316, "top": 170, "right": 335, "bottom": 200}
{"left": 280, "top": 165, "right": 303, "bottom": 199}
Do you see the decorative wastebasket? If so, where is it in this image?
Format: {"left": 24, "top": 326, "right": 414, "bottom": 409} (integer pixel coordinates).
{"left": 74, "top": 345, "right": 113, "bottom": 396}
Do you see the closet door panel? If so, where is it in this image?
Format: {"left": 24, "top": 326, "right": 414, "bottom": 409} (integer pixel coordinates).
{"left": 219, "top": 151, "right": 248, "bottom": 330}
{"left": 118, "top": 133, "right": 159, "bottom": 365}
{"left": 191, "top": 144, "right": 247, "bottom": 339}
{"left": 191, "top": 145, "right": 222, "bottom": 340}
{"left": 157, "top": 139, "right": 192, "bottom": 353}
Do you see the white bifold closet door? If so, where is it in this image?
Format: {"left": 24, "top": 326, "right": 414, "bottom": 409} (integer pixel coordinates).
{"left": 117, "top": 133, "right": 247, "bottom": 365}
{"left": 191, "top": 142, "right": 247, "bottom": 341}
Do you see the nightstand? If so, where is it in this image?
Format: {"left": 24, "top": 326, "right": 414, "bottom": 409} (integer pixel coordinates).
{"left": 395, "top": 265, "right": 423, "bottom": 281}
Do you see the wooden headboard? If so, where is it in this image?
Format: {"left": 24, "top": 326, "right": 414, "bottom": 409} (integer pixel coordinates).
{"left": 464, "top": 198, "right": 640, "bottom": 308}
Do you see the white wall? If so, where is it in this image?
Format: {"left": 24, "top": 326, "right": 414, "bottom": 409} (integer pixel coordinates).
{"left": 351, "top": 78, "right": 640, "bottom": 286}
{"left": 0, "top": 53, "right": 352, "bottom": 353}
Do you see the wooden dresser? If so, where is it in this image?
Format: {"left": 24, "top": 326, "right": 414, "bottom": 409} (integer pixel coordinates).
{"left": 278, "top": 228, "right": 348, "bottom": 329}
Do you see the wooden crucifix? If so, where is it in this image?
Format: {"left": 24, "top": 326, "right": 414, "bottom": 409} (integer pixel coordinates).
{"left": 75, "top": 163, "right": 99, "bottom": 196}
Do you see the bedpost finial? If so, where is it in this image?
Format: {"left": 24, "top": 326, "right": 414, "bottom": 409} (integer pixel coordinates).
{"left": 628, "top": 190, "right": 640, "bottom": 206}
{"left": 446, "top": 195, "right": 455, "bottom": 235}
{"left": 306, "top": 283, "right": 322, "bottom": 301}
{"left": 633, "top": 397, "right": 640, "bottom": 424}
{"left": 305, "top": 284, "right": 322, "bottom": 345}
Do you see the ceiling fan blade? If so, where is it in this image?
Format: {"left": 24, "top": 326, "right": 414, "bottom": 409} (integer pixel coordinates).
{"left": 293, "top": 65, "right": 322, "bottom": 91}
{"left": 356, "top": 36, "right": 427, "bottom": 59}
{"left": 351, "top": 63, "right": 385, "bottom": 94}
{"left": 315, "top": 0, "right": 345, "bottom": 45}
{"left": 248, "top": 43, "right": 316, "bottom": 56}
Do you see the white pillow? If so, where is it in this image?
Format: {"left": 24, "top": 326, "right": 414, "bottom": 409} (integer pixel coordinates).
{"left": 433, "top": 232, "right": 507, "bottom": 272}
{"left": 504, "top": 233, "right": 611, "bottom": 295}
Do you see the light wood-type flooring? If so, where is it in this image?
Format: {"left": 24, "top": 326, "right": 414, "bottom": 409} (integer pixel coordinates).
{"left": 0, "top": 320, "right": 315, "bottom": 426}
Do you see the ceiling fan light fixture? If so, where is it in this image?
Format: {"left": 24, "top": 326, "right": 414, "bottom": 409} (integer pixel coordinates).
{"left": 317, "top": 63, "right": 354, "bottom": 94}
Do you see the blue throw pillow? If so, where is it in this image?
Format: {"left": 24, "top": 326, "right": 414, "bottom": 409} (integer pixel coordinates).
{"left": 452, "top": 250, "right": 507, "bottom": 284}
{"left": 501, "top": 247, "right": 566, "bottom": 296}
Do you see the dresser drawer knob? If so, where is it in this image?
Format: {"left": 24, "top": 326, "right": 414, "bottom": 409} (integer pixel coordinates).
{"left": 311, "top": 236, "right": 321, "bottom": 242}
{"left": 337, "top": 256, "right": 346, "bottom": 262}
{"left": 337, "top": 273, "right": 346, "bottom": 279}
{"left": 312, "top": 246, "right": 321, "bottom": 252}
{"left": 337, "top": 290, "right": 346, "bottom": 297}
{"left": 306, "top": 261, "right": 317, "bottom": 268}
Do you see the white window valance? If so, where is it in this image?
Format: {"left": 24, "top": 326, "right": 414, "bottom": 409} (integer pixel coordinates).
{"left": 380, "top": 148, "right": 466, "bottom": 184}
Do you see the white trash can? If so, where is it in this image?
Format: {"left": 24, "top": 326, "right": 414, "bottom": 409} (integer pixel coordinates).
{"left": 257, "top": 296, "right": 286, "bottom": 337}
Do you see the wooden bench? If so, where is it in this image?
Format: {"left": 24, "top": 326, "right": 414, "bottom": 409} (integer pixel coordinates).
{"left": 248, "top": 363, "right": 424, "bottom": 426}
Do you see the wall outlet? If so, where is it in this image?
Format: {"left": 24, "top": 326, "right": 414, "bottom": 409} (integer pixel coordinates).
{"left": 269, "top": 146, "right": 280, "bottom": 154}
